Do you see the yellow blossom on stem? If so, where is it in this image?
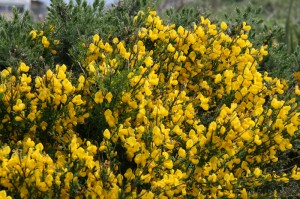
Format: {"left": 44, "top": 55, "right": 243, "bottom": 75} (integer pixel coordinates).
{"left": 42, "top": 36, "right": 50, "bottom": 48}
{"left": 220, "top": 22, "right": 228, "bottom": 30}
{"left": 19, "top": 62, "right": 30, "bottom": 72}
{"left": 105, "top": 92, "right": 113, "bottom": 103}
{"left": 271, "top": 98, "right": 284, "bottom": 109}
{"left": 103, "top": 129, "right": 111, "bottom": 139}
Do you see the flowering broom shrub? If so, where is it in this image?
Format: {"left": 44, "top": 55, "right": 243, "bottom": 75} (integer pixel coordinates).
{"left": 1, "top": 9, "right": 300, "bottom": 198}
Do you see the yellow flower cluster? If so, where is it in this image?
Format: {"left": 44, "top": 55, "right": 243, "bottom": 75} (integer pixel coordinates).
{"left": 29, "top": 29, "right": 59, "bottom": 54}
{"left": 1, "top": 10, "right": 300, "bottom": 198}
{"left": 0, "top": 137, "right": 120, "bottom": 198}
{"left": 0, "top": 63, "right": 89, "bottom": 146}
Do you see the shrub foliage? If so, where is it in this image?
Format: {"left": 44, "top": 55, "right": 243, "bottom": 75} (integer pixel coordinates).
{"left": 0, "top": 1, "right": 300, "bottom": 198}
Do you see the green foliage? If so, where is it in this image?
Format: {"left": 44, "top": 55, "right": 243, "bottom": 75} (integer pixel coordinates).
{"left": 163, "top": 7, "right": 205, "bottom": 28}
{"left": 0, "top": 0, "right": 159, "bottom": 75}
{"left": 0, "top": 10, "right": 37, "bottom": 69}
{"left": 46, "top": 0, "right": 106, "bottom": 67}
{"left": 45, "top": 0, "right": 159, "bottom": 73}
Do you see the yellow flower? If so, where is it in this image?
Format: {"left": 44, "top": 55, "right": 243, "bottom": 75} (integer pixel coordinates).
{"left": 141, "top": 174, "right": 151, "bottom": 183}
{"left": 209, "top": 24, "right": 217, "bottom": 35}
{"left": 89, "top": 43, "right": 97, "bottom": 53}
{"left": 93, "top": 34, "right": 100, "bottom": 43}
{"left": 35, "top": 143, "right": 44, "bottom": 151}
{"left": 42, "top": 36, "right": 50, "bottom": 48}
{"left": 104, "top": 109, "right": 116, "bottom": 127}
{"left": 279, "top": 177, "right": 289, "bottom": 183}
{"left": 147, "top": 15, "right": 153, "bottom": 24}
{"left": 167, "top": 44, "right": 175, "bottom": 52}
{"left": 153, "top": 136, "right": 163, "bottom": 146}
{"left": 136, "top": 126, "right": 145, "bottom": 133}
{"left": 12, "top": 99, "right": 25, "bottom": 112}
{"left": 21, "top": 74, "right": 32, "bottom": 84}
{"left": 105, "top": 92, "right": 113, "bottom": 103}
{"left": 187, "top": 34, "right": 196, "bottom": 44}
{"left": 148, "top": 72, "right": 159, "bottom": 86}
{"left": 241, "top": 130, "right": 252, "bottom": 141}
{"left": 19, "top": 62, "right": 30, "bottom": 72}
{"left": 291, "top": 167, "right": 300, "bottom": 180}
{"left": 126, "top": 136, "right": 137, "bottom": 148}
{"left": 54, "top": 39, "right": 60, "bottom": 45}
{"left": 25, "top": 138, "right": 35, "bottom": 148}
{"left": 122, "top": 92, "right": 131, "bottom": 103}
{"left": 295, "top": 85, "right": 300, "bottom": 95}
{"left": 134, "top": 153, "right": 142, "bottom": 164}
{"left": 254, "top": 106, "right": 263, "bottom": 116}
{"left": 45, "top": 174, "right": 53, "bottom": 187}
{"left": 163, "top": 159, "right": 173, "bottom": 169}
{"left": 240, "top": 188, "right": 248, "bottom": 199}
{"left": 41, "top": 121, "right": 48, "bottom": 131}
{"left": 165, "top": 142, "right": 174, "bottom": 150}
{"left": 286, "top": 123, "right": 297, "bottom": 136}
{"left": 29, "top": 30, "right": 37, "bottom": 39}
{"left": 220, "top": 22, "right": 228, "bottom": 30}
{"left": 38, "top": 30, "right": 44, "bottom": 36}
{"left": 35, "top": 76, "right": 43, "bottom": 88}
{"left": 78, "top": 75, "right": 85, "bottom": 83}
{"left": 153, "top": 126, "right": 163, "bottom": 146}
{"left": 94, "top": 90, "right": 104, "bottom": 104}
{"left": 104, "top": 42, "right": 113, "bottom": 53}
{"left": 1, "top": 69, "right": 10, "bottom": 77}
{"left": 186, "top": 139, "right": 193, "bottom": 149}
{"left": 242, "top": 22, "right": 251, "bottom": 31}
{"left": 57, "top": 70, "right": 66, "bottom": 79}
{"left": 1, "top": 146, "right": 11, "bottom": 155}
{"left": 0, "top": 190, "right": 12, "bottom": 199}
{"left": 62, "top": 79, "right": 74, "bottom": 93}
{"left": 214, "top": 74, "right": 222, "bottom": 83}
{"left": 46, "top": 69, "right": 53, "bottom": 80}
{"left": 189, "top": 51, "right": 196, "bottom": 61}
{"left": 208, "top": 174, "right": 217, "bottom": 182}
{"left": 88, "top": 62, "right": 96, "bottom": 73}
{"left": 72, "top": 95, "right": 84, "bottom": 105}
{"left": 61, "top": 94, "right": 68, "bottom": 104}
{"left": 144, "top": 56, "right": 153, "bottom": 67}
{"left": 254, "top": 135, "right": 262, "bottom": 145}
{"left": 274, "top": 134, "right": 283, "bottom": 144}
{"left": 112, "top": 37, "right": 119, "bottom": 44}
{"left": 260, "top": 45, "right": 268, "bottom": 56}
{"left": 178, "top": 26, "right": 185, "bottom": 35}
{"left": 99, "top": 145, "right": 106, "bottom": 151}
{"left": 271, "top": 98, "right": 284, "bottom": 109}
{"left": 15, "top": 116, "right": 23, "bottom": 122}
{"left": 149, "top": 11, "right": 156, "bottom": 16}
{"left": 103, "top": 129, "right": 111, "bottom": 139}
